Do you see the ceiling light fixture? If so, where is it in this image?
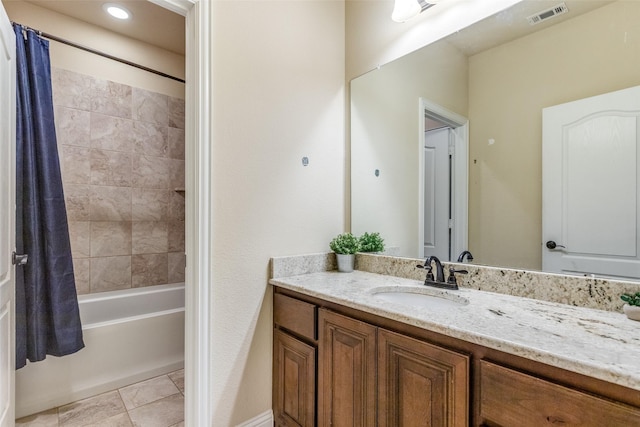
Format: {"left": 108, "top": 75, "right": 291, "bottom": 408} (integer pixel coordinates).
{"left": 392, "top": 0, "right": 436, "bottom": 23}
{"left": 103, "top": 3, "right": 131, "bottom": 20}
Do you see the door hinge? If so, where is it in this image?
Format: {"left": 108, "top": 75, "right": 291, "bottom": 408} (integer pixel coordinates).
{"left": 448, "top": 219, "right": 454, "bottom": 229}
{"left": 448, "top": 141, "right": 455, "bottom": 155}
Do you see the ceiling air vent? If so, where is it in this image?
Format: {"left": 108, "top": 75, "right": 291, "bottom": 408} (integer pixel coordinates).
{"left": 526, "top": 2, "right": 569, "bottom": 26}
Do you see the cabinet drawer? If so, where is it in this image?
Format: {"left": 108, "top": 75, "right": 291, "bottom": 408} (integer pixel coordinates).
{"left": 274, "top": 293, "right": 317, "bottom": 341}
{"left": 479, "top": 360, "right": 640, "bottom": 427}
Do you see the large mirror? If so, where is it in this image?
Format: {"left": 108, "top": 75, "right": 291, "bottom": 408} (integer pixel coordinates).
{"left": 351, "top": 0, "right": 640, "bottom": 278}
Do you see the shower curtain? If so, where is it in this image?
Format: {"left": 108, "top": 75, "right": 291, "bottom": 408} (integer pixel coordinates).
{"left": 14, "top": 24, "right": 84, "bottom": 369}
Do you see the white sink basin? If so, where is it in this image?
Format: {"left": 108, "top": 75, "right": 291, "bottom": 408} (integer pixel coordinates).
{"left": 370, "top": 286, "right": 469, "bottom": 310}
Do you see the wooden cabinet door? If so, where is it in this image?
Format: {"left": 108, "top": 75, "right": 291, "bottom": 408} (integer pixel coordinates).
{"left": 378, "top": 329, "right": 469, "bottom": 427}
{"left": 273, "top": 329, "right": 316, "bottom": 427}
{"left": 318, "top": 309, "right": 377, "bottom": 427}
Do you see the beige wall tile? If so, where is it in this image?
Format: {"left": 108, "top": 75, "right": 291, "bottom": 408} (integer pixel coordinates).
{"left": 90, "top": 113, "right": 134, "bottom": 152}
{"left": 168, "top": 192, "right": 185, "bottom": 221}
{"left": 132, "top": 88, "right": 168, "bottom": 126}
{"left": 168, "top": 159, "right": 185, "bottom": 190}
{"left": 168, "top": 221, "right": 185, "bottom": 252}
{"left": 73, "top": 258, "right": 91, "bottom": 295}
{"left": 132, "top": 188, "right": 169, "bottom": 221}
{"left": 132, "top": 253, "right": 168, "bottom": 287}
{"left": 90, "top": 222, "right": 132, "bottom": 257}
{"left": 61, "top": 145, "right": 91, "bottom": 184}
{"left": 90, "top": 149, "right": 132, "bottom": 187}
{"left": 68, "top": 221, "right": 90, "bottom": 258}
{"left": 132, "top": 155, "right": 170, "bottom": 189}
{"left": 91, "top": 79, "right": 132, "bottom": 119}
{"left": 168, "top": 97, "right": 185, "bottom": 130}
{"left": 55, "top": 106, "right": 90, "bottom": 148}
{"left": 168, "top": 127, "right": 184, "bottom": 160}
{"left": 64, "top": 184, "right": 91, "bottom": 221}
{"left": 132, "top": 221, "right": 168, "bottom": 254}
{"left": 54, "top": 68, "right": 186, "bottom": 294}
{"left": 168, "top": 252, "right": 185, "bottom": 284}
{"left": 52, "top": 67, "right": 92, "bottom": 111}
{"left": 90, "top": 256, "right": 131, "bottom": 292}
{"left": 133, "top": 121, "right": 168, "bottom": 157}
{"left": 90, "top": 186, "right": 132, "bottom": 221}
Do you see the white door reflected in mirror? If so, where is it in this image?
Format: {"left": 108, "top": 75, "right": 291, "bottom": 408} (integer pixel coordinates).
{"left": 543, "top": 85, "right": 640, "bottom": 281}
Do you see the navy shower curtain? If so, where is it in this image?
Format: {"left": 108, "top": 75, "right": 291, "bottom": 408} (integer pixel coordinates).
{"left": 14, "top": 24, "right": 84, "bottom": 369}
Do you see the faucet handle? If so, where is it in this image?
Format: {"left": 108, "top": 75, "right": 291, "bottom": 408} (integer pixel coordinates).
{"left": 446, "top": 267, "right": 468, "bottom": 285}
{"left": 416, "top": 263, "right": 434, "bottom": 281}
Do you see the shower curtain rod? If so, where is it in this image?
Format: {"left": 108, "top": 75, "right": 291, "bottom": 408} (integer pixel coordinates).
{"left": 12, "top": 22, "right": 186, "bottom": 84}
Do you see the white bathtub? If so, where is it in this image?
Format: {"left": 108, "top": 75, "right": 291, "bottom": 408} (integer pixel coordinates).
{"left": 15, "top": 283, "right": 185, "bottom": 418}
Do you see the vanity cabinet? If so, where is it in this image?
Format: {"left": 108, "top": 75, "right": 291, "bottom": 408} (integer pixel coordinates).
{"left": 273, "top": 287, "right": 640, "bottom": 427}
{"left": 317, "top": 309, "right": 469, "bottom": 427}
{"left": 478, "top": 360, "right": 640, "bottom": 427}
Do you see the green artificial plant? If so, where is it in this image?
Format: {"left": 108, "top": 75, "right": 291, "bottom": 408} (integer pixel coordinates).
{"left": 621, "top": 292, "right": 640, "bottom": 307}
{"left": 358, "top": 232, "right": 385, "bottom": 253}
{"left": 329, "top": 233, "right": 360, "bottom": 255}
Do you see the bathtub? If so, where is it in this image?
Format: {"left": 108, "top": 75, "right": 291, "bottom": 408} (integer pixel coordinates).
{"left": 15, "top": 283, "right": 185, "bottom": 418}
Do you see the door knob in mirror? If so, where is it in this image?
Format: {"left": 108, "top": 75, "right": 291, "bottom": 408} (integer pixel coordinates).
{"left": 546, "top": 241, "right": 566, "bottom": 250}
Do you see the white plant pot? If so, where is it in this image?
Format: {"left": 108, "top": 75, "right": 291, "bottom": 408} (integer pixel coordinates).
{"left": 336, "top": 254, "right": 355, "bottom": 273}
{"left": 623, "top": 304, "right": 640, "bottom": 321}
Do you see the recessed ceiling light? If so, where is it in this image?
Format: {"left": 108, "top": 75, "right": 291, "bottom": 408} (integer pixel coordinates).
{"left": 103, "top": 3, "right": 131, "bottom": 20}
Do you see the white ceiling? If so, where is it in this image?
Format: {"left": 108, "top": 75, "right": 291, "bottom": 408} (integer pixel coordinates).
{"left": 446, "top": 0, "right": 614, "bottom": 56}
{"left": 18, "top": 1, "right": 613, "bottom": 62}
{"left": 24, "top": 0, "right": 185, "bottom": 55}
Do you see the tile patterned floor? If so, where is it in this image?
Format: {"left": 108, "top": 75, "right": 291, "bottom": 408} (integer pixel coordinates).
{"left": 16, "top": 370, "right": 184, "bottom": 427}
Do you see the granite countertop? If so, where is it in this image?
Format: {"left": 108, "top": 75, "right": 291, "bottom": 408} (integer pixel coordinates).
{"left": 270, "top": 270, "right": 640, "bottom": 392}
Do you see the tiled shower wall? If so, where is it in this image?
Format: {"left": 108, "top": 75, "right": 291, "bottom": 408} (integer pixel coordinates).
{"left": 52, "top": 68, "right": 186, "bottom": 295}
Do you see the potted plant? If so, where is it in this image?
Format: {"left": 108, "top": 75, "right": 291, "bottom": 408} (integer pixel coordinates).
{"left": 330, "top": 233, "right": 359, "bottom": 272}
{"left": 621, "top": 292, "right": 640, "bottom": 321}
{"left": 358, "top": 232, "right": 385, "bottom": 253}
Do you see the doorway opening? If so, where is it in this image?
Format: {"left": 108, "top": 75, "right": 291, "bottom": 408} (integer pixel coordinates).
{"left": 418, "top": 98, "right": 469, "bottom": 261}
{"left": 5, "top": 0, "right": 189, "bottom": 422}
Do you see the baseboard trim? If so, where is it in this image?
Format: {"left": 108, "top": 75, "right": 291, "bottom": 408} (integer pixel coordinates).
{"left": 236, "top": 409, "right": 273, "bottom": 427}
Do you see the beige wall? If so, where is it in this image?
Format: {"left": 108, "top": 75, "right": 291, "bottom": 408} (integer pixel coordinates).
{"left": 210, "top": 1, "right": 345, "bottom": 424}
{"left": 4, "top": 1, "right": 184, "bottom": 98}
{"left": 351, "top": 40, "right": 467, "bottom": 256}
{"left": 468, "top": 0, "right": 640, "bottom": 270}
